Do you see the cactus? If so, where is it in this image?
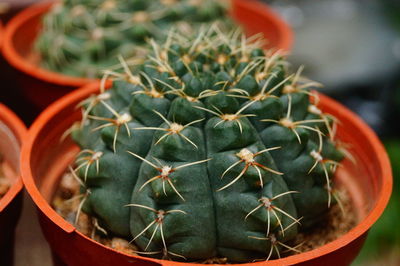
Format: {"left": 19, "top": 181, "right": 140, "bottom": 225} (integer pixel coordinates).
{"left": 69, "top": 27, "right": 346, "bottom": 262}
{"left": 35, "top": 0, "right": 231, "bottom": 78}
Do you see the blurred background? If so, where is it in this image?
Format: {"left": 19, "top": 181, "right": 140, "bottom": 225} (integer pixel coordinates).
{"left": 0, "top": 0, "right": 399, "bottom": 265}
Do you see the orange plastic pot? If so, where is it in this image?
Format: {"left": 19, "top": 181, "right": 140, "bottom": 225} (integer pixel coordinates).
{"left": 21, "top": 82, "right": 392, "bottom": 266}
{"left": 230, "top": 0, "right": 292, "bottom": 52}
{"left": 2, "top": 2, "right": 91, "bottom": 111}
{"left": 0, "top": 22, "right": 4, "bottom": 50}
{"left": 2, "top": 0, "right": 292, "bottom": 110}
{"left": 0, "top": 104, "right": 27, "bottom": 266}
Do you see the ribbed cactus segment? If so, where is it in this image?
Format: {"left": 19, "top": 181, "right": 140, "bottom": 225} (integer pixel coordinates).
{"left": 35, "top": 0, "right": 231, "bottom": 78}
{"left": 129, "top": 119, "right": 216, "bottom": 260}
{"left": 70, "top": 28, "right": 345, "bottom": 262}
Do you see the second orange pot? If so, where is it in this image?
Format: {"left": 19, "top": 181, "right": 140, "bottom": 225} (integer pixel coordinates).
{"left": 2, "top": 0, "right": 292, "bottom": 110}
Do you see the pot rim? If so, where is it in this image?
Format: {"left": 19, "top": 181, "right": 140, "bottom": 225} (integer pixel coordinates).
{"left": 231, "top": 0, "right": 293, "bottom": 52}
{"left": 2, "top": 0, "right": 292, "bottom": 89}
{"left": 21, "top": 82, "right": 392, "bottom": 265}
{"left": 0, "top": 104, "right": 27, "bottom": 212}
{"left": 1, "top": 1, "right": 93, "bottom": 87}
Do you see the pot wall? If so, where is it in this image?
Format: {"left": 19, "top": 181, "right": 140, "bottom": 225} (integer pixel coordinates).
{"left": 0, "top": 104, "right": 26, "bottom": 266}
{"left": 0, "top": 22, "right": 3, "bottom": 50}
{"left": 2, "top": 0, "right": 292, "bottom": 110}
{"left": 2, "top": 2, "right": 90, "bottom": 110}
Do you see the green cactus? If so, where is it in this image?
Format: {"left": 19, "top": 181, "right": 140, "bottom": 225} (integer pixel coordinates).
{"left": 35, "top": 0, "right": 231, "bottom": 78}
{"left": 69, "top": 28, "right": 345, "bottom": 262}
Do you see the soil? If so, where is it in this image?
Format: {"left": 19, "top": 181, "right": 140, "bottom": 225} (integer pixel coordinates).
{"left": 0, "top": 155, "right": 11, "bottom": 199}
{"left": 52, "top": 171, "right": 357, "bottom": 263}
{"left": 294, "top": 190, "right": 357, "bottom": 252}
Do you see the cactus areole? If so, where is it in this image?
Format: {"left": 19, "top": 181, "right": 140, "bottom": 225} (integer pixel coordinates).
{"left": 69, "top": 28, "right": 345, "bottom": 262}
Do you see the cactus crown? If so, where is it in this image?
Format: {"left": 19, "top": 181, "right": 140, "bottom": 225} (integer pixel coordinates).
{"left": 70, "top": 27, "right": 346, "bottom": 262}
{"left": 35, "top": 0, "right": 231, "bottom": 78}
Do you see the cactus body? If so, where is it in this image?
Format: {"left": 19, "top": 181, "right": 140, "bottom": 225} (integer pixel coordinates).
{"left": 36, "top": 0, "right": 231, "bottom": 78}
{"left": 71, "top": 29, "right": 344, "bottom": 262}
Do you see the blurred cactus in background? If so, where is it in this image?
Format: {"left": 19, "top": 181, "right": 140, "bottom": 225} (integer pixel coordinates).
{"left": 35, "top": 0, "right": 231, "bottom": 78}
